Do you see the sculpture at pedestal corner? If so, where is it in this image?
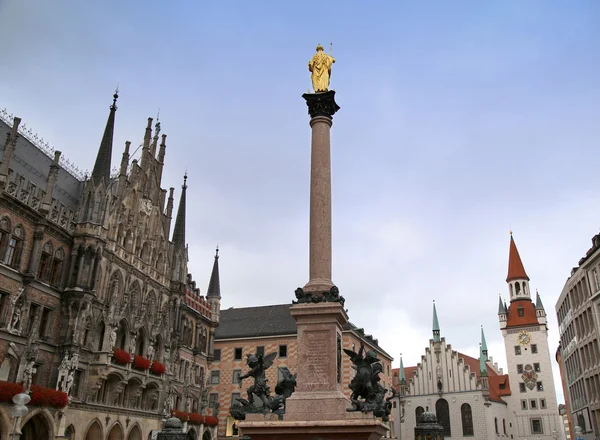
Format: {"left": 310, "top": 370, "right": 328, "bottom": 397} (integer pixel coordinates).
{"left": 230, "top": 353, "right": 297, "bottom": 420}
{"left": 345, "top": 342, "right": 395, "bottom": 421}
{"left": 292, "top": 285, "right": 345, "bottom": 307}
{"left": 308, "top": 43, "right": 335, "bottom": 93}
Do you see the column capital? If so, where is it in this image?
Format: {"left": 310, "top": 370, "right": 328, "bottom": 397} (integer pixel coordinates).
{"left": 302, "top": 90, "right": 340, "bottom": 119}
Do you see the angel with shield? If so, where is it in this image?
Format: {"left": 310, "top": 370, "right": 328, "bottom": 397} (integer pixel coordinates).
{"left": 239, "top": 351, "right": 277, "bottom": 407}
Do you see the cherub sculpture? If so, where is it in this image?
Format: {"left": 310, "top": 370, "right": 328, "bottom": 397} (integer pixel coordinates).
{"left": 238, "top": 352, "right": 277, "bottom": 407}
{"left": 231, "top": 352, "right": 297, "bottom": 420}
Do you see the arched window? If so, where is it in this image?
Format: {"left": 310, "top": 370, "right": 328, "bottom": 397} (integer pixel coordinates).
{"left": 509, "top": 283, "right": 514, "bottom": 297}
{"left": 0, "top": 216, "right": 10, "bottom": 257}
{"left": 5, "top": 225, "right": 24, "bottom": 268}
{"left": 156, "top": 253, "right": 163, "bottom": 271}
{"left": 494, "top": 417, "right": 499, "bottom": 434}
{"left": 38, "top": 242, "right": 53, "bottom": 281}
{"left": 503, "top": 418, "right": 507, "bottom": 435}
{"left": 515, "top": 282, "right": 521, "bottom": 294}
{"left": 50, "top": 248, "right": 64, "bottom": 285}
{"left": 415, "top": 406, "right": 425, "bottom": 422}
{"left": 116, "top": 223, "right": 125, "bottom": 246}
{"left": 461, "top": 403, "right": 473, "bottom": 436}
{"left": 140, "top": 242, "right": 149, "bottom": 261}
{"left": 436, "top": 399, "right": 451, "bottom": 437}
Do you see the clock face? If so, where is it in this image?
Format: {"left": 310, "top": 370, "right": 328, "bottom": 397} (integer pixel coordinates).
{"left": 518, "top": 330, "right": 531, "bottom": 345}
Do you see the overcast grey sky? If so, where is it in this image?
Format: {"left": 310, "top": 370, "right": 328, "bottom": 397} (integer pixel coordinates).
{"left": 1, "top": 1, "right": 599, "bottom": 403}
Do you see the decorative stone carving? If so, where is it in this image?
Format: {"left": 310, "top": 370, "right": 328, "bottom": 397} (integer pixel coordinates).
{"left": 302, "top": 89, "right": 340, "bottom": 119}
{"left": 292, "top": 285, "right": 345, "bottom": 307}
{"left": 22, "top": 361, "right": 36, "bottom": 393}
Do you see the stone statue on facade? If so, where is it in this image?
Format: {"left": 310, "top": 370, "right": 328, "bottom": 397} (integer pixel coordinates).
{"left": 147, "top": 343, "right": 155, "bottom": 362}
{"left": 292, "top": 285, "right": 345, "bottom": 307}
{"left": 109, "top": 326, "right": 118, "bottom": 350}
{"left": 129, "top": 333, "right": 137, "bottom": 356}
{"left": 64, "top": 371, "right": 75, "bottom": 396}
{"left": 308, "top": 44, "right": 335, "bottom": 93}
{"left": 23, "top": 361, "right": 36, "bottom": 393}
{"left": 230, "top": 352, "right": 297, "bottom": 420}
{"left": 6, "top": 287, "right": 25, "bottom": 334}
{"left": 56, "top": 353, "right": 71, "bottom": 390}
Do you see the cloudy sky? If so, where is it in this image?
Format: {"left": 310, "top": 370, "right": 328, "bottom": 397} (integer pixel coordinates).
{"left": 1, "top": 1, "right": 599, "bottom": 403}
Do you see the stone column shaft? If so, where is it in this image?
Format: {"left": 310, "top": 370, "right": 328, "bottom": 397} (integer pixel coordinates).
{"left": 307, "top": 116, "right": 333, "bottom": 291}
{"left": 302, "top": 91, "right": 340, "bottom": 293}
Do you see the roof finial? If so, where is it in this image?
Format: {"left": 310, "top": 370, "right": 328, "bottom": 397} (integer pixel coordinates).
{"left": 156, "top": 108, "right": 160, "bottom": 122}
{"left": 215, "top": 244, "right": 219, "bottom": 258}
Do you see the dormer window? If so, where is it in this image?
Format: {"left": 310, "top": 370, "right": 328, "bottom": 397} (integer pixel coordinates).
{"left": 517, "top": 307, "right": 524, "bottom": 317}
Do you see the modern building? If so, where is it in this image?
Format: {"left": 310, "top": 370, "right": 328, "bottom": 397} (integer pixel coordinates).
{"left": 395, "top": 235, "right": 563, "bottom": 440}
{"left": 555, "top": 232, "right": 600, "bottom": 439}
{"left": 210, "top": 303, "right": 395, "bottom": 439}
{"left": 392, "top": 304, "right": 512, "bottom": 440}
{"left": 0, "top": 97, "right": 220, "bottom": 440}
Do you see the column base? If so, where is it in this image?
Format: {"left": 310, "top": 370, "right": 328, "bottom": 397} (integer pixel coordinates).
{"left": 303, "top": 278, "right": 334, "bottom": 293}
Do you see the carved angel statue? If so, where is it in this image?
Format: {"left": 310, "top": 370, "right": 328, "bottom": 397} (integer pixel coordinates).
{"left": 308, "top": 44, "right": 335, "bottom": 93}
{"left": 238, "top": 351, "right": 277, "bottom": 407}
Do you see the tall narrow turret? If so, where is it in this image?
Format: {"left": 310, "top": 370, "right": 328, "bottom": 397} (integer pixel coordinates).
{"left": 172, "top": 174, "right": 187, "bottom": 249}
{"left": 91, "top": 91, "right": 118, "bottom": 185}
{"left": 432, "top": 301, "right": 441, "bottom": 343}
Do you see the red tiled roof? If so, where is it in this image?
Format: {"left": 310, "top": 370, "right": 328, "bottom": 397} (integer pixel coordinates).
{"left": 507, "top": 235, "right": 530, "bottom": 282}
{"left": 506, "top": 299, "right": 539, "bottom": 327}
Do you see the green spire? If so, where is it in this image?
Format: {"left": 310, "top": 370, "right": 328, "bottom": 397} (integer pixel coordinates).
{"left": 479, "top": 343, "right": 488, "bottom": 377}
{"left": 399, "top": 354, "right": 406, "bottom": 385}
{"left": 498, "top": 295, "right": 506, "bottom": 314}
{"left": 481, "top": 326, "right": 488, "bottom": 361}
{"left": 432, "top": 301, "right": 440, "bottom": 342}
{"left": 535, "top": 290, "right": 545, "bottom": 310}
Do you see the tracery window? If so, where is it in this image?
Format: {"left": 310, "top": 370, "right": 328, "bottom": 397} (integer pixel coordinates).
{"left": 50, "top": 248, "right": 64, "bottom": 285}
{"left": 461, "top": 403, "right": 473, "bottom": 436}
{"left": 5, "top": 225, "right": 24, "bottom": 269}
{"left": 435, "top": 398, "right": 451, "bottom": 437}
{"left": 38, "top": 242, "right": 53, "bottom": 281}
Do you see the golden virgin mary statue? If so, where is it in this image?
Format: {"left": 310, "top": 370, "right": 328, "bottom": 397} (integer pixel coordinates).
{"left": 308, "top": 44, "right": 335, "bottom": 93}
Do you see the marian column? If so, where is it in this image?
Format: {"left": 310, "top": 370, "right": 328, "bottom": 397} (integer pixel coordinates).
{"left": 238, "top": 45, "right": 387, "bottom": 440}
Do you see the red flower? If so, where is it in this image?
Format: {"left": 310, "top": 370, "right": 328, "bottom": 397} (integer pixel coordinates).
{"left": 30, "top": 385, "right": 68, "bottom": 408}
{"left": 150, "top": 361, "right": 166, "bottom": 375}
{"left": 171, "top": 410, "right": 189, "bottom": 422}
{"left": 205, "top": 415, "right": 218, "bottom": 426}
{"left": 132, "top": 355, "right": 151, "bottom": 371}
{"left": 188, "top": 413, "right": 205, "bottom": 425}
{"left": 0, "top": 381, "right": 24, "bottom": 403}
{"left": 113, "top": 349, "right": 131, "bottom": 365}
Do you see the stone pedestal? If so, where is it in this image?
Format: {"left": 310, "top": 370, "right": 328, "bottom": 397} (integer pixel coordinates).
{"left": 238, "top": 302, "right": 388, "bottom": 439}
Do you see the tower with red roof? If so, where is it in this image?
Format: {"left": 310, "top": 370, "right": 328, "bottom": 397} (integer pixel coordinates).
{"left": 499, "top": 233, "right": 561, "bottom": 440}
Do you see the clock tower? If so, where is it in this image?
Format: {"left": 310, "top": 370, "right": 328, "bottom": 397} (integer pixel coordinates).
{"left": 499, "top": 233, "right": 562, "bottom": 440}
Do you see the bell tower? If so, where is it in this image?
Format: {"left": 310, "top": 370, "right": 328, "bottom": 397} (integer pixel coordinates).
{"left": 499, "top": 233, "right": 561, "bottom": 440}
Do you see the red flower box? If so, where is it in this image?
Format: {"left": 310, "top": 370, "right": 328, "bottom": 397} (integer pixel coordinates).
{"left": 171, "top": 411, "right": 212, "bottom": 426}
{"left": 30, "top": 385, "right": 68, "bottom": 408}
{"left": 188, "top": 413, "right": 205, "bottom": 425}
{"left": 205, "top": 415, "right": 218, "bottom": 426}
{"left": 171, "top": 410, "right": 189, "bottom": 422}
{"left": 0, "top": 381, "right": 23, "bottom": 403}
{"left": 150, "top": 361, "right": 166, "bottom": 375}
{"left": 133, "top": 355, "right": 151, "bottom": 371}
{"left": 113, "top": 349, "right": 131, "bottom": 365}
